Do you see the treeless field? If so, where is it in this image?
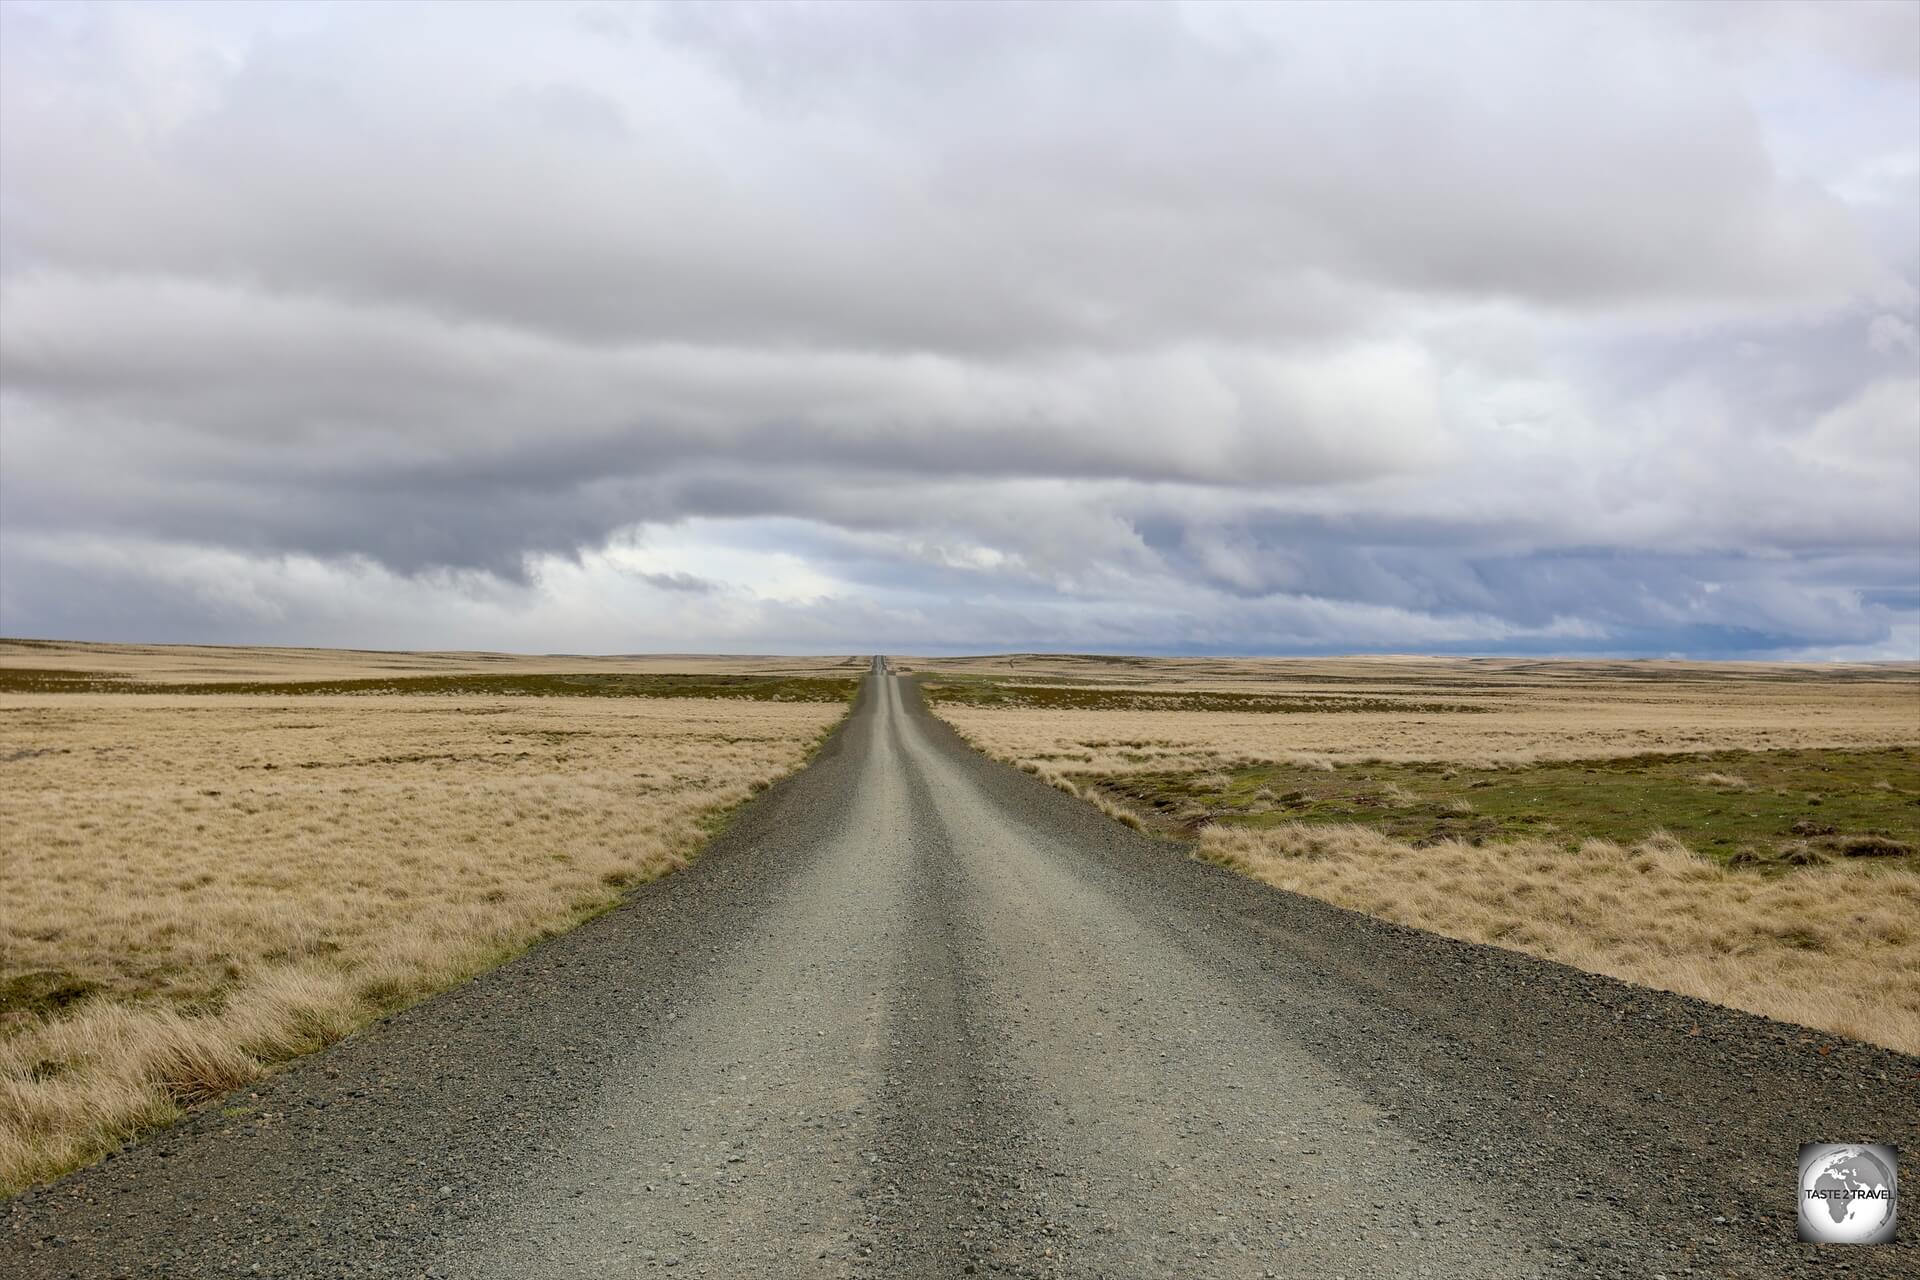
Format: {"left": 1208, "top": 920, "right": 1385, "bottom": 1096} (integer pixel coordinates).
{"left": 2, "top": 638, "right": 863, "bottom": 684}
{"left": 908, "top": 655, "right": 1920, "bottom": 1055}
{"left": 901, "top": 653, "right": 1919, "bottom": 768}
{"left": 0, "top": 643, "right": 852, "bottom": 1194}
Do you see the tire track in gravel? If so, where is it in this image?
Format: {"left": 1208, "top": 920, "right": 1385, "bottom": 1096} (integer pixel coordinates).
{"left": 7, "top": 658, "right": 1916, "bottom": 1279}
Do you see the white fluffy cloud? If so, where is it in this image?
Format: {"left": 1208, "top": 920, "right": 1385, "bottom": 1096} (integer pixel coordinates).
{"left": 1, "top": 0, "right": 1915, "bottom": 656}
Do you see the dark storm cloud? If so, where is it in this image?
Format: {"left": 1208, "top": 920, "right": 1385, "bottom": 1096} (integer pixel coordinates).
{"left": 0, "top": 0, "right": 1915, "bottom": 656}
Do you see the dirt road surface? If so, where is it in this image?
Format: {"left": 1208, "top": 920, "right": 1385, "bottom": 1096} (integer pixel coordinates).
{"left": 7, "top": 661, "right": 1915, "bottom": 1277}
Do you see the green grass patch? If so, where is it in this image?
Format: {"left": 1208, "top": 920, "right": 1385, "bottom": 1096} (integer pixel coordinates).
{"left": 0, "top": 971, "right": 103, "bottom": 1021}
{"left": 0, "top": 668, "right": 858, "bottom": 703}
{"left": 1087, "top": 746, "right": 1920, "bottom": 870}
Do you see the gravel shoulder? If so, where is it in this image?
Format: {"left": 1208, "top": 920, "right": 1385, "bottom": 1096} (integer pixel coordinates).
{"left": 7, "top": 660, "right": 1915, "bottom": 1278}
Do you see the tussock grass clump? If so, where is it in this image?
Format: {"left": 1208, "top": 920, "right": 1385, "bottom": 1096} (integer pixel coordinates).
{"left": 1377, "top": 781, "right": 1420, "bottom": 808}
{"left": 0, "top": 688, "right": 844, "bottom": 1193}
{"left": 1198, "top": 822, "right": 1920, "bottom": 1054}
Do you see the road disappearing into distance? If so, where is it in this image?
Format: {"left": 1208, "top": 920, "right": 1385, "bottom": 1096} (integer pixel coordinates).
{"left": 8, "top": 659, "right": 1915, "bottom": 1278}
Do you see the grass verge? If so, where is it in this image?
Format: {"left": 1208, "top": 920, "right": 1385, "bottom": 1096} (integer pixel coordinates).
{"left": 1, "top": 688, "right": 852, "bottom": 1196}
{"left": 1032, "top": 753, "right": 1920, "bottom": 1053}
{"left": 1198, "top": 822, "right": 1919, "bottom": 1054}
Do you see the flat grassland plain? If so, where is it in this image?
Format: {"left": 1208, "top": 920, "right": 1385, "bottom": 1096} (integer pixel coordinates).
{"left": 0, "top": 640, "right": 857, "bottom": 1194}
{"left": 902, "top": 654, "right": 1920, "bottom": 1055}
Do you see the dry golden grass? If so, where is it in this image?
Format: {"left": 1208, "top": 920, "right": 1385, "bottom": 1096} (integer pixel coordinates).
{"left": 922, "top": 659, "right": 1918, "bottom": 774}
{"left": 1201, "top": 823, "right": 1920, "bottom": 1055}
{"left": 0, "top": 678, "right": 843, "bottom": 1194}
{"left": 2, "top": 638, "right": 862, "bottom": 684}
{"left": 896, "top": 651, "right": 1915, "bottom": 691}
{"left": 918, "top": 656, "right": 1920, "bottom": 1055}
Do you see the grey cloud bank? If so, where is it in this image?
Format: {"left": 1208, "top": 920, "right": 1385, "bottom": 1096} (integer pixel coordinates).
{"left": 1, "top": 0, "right": 1915, "bottom": 657}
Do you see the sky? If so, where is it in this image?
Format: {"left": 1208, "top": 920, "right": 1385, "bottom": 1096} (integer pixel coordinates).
{"left": 1, "top": 0, "right": 1916, "bottom": 658}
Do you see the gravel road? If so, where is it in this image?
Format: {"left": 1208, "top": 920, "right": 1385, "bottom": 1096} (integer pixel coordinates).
{"left": 7, "top": 659, "right": 1916, "bottom": 1278}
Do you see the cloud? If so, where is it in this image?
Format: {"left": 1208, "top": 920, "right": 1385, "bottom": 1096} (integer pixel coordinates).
{"left": 1869, "top": 314, "right": 1920, "bottom": 355}
{"left": 0, "top": 0, "right": 1914, "bottom": 657}
{"left": 633, "top": 570, "right": 719, "bottom": 595}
